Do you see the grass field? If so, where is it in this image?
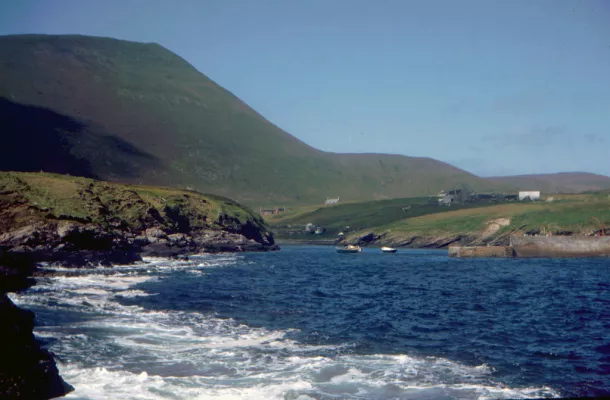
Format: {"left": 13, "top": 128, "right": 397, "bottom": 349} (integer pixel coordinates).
{"left": 267, "top": 196, "right": 514, "bottom": 238}
{"left": 268, "top": 193, "right": 610, "bottom": 243}
{"left": 0, "top": 171, "right": 268, "bottom": 234}
{"left": 363, "top": 199, "right": 610, "bottom": 244}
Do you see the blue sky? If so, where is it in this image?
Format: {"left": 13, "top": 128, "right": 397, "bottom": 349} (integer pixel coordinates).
{"left": 1, "top": 0, "right": 609, "bottom": 177}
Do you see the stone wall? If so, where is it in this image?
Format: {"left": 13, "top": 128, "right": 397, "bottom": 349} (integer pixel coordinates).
{"left": 448, "top": 246, "right": 515, "bottom": 258}
{"left": 510, "top": 236, "right": 610, "bottom": 258}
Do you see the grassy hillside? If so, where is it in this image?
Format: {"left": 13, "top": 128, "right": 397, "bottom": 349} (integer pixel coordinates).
{"left": 268, "top": 195, "right": 515, "bottom": 238}
{"left": 385, "top": 201, "right": 608, "bottom": 236}
{"left": 0, "top": 34, "right": 503, "bottom": 205}
{"left": 488, "top": 173, "right": 610, "bottom": 193}
{"left": 0, "top": 171, "right": 269, "bottom": 237}
{"left": 367, "top": 198, "right": 610, "bottom": 246}
{"left": 269, "top": 193, "right": 610, "bottom": 246}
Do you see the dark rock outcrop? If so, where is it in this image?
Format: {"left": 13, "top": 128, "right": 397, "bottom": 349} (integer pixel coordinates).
{"left": 0, "top": 219, "right": 278, "bottom": 268}
{"left": 0, "top": 222, "right": 142, "bottom": 269}
{"left": 354, "top": 232, "right": 379, "bottom": 246}
{"left": 0, "top": 257, "right": 73, "bottom": 399}
{"left": 0, "top": 293, "right": 74, "bottom": 399}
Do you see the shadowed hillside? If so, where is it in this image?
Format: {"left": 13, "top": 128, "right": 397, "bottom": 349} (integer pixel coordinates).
{"left": 0, "top": 34, "right": 509, "bottom": 204}
{"left": 0, "top": 98, "right": 162, "bottom": 180}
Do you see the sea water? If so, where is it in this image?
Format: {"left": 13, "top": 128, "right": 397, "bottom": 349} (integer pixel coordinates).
{"left": 10, "top": 245, "right": 610, "bottom": 399}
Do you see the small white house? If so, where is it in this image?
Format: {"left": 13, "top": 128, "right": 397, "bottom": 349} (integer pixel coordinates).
{"left": 518, "top": 191, "right": 541, "bottom": 201}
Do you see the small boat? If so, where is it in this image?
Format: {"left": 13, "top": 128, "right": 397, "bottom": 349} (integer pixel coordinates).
{"left": 336, "top": 244, "right": 362, "bottom": 253}
{"left": 381, "top": 246, "right": 397, "bottom": 253}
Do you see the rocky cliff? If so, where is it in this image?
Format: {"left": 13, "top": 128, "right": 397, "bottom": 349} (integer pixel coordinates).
{"left": 0, "top": 252, "right": 74, "bottom": 399}
{"left": 0, "top": 172, "right": 277, "bottom": 269}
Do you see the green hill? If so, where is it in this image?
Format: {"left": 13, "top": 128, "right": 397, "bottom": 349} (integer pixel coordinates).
{"left": 350, "top": 197, "right": 610, "bottom": 248}
{"left": 269, "top": 196, "right": 514, "bottom": 238}
{"left": 487, "top": 173, "right": 610, "bottom": 193}
{"left": 0, "top": 34, "right": 504, "bottom": 205}
{"left": 269, "top": 193, "right": 610, "bottom": 247}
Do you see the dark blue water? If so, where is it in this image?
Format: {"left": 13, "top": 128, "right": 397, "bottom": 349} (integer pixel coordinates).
{"left": 12, "top": 246, "right": 610, "bottom": 399}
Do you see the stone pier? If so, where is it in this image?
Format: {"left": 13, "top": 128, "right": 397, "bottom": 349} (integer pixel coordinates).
{"left": 510, "top": 236, "right": 610, "bottom": 258}
{"left": 449, "top": 236, "right": 610, "bottom": 258}
{"left": 448, "top": 246, "right": 515, "bottom": 258}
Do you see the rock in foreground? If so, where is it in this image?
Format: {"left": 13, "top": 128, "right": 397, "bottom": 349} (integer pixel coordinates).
{"left": 0, "top": 291, "right": 74, "bottom": 399}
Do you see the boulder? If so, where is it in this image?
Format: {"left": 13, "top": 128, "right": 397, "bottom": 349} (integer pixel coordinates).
{"left": 0, "top": 293, "right": 74, "bottom": 399}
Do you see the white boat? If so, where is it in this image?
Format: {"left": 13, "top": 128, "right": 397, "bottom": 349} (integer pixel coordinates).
{"left": 336, "top": 245, "right": 362, "bottom": 253}
{"left": 381, "top": 246, "right": 397, "bottom": 253}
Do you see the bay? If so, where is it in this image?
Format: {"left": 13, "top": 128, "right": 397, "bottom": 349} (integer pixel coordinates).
{"left": 11, "top": 245, "right": 610, "bottom": 399}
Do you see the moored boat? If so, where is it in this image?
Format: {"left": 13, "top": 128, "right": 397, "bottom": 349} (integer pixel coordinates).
{"left": 336, "top": 244, "right": 362, "bottom": 253}
{"left": 381, "top": 246, "right": 397, "bottom": 253}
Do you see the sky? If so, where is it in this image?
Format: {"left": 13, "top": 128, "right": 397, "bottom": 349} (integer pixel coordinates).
{"left": 1, "top": 0, "right": 609, "bottom": 177}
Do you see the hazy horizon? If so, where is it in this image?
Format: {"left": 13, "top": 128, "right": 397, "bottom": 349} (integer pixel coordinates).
{"left": 1, "top": 0, "right": 609, "bottom": 177}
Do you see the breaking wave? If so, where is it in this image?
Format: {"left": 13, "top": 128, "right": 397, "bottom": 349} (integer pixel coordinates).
{"left": 11, "top": 251, "right": 563, "bottom": 399}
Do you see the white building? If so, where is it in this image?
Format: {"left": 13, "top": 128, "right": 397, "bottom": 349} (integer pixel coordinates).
{"left": 325, "top": 197, "right": 340, "bottom": 205}
{"left": 518, "top": 191, "right": 541, "bottom": 201}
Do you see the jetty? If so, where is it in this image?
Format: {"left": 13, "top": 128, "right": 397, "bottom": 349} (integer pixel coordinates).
{"left": 448, "top": 246, "right": 515, "bottom": 258}
{"left": 449, "top": 236, "right": 610, "bottom": 258}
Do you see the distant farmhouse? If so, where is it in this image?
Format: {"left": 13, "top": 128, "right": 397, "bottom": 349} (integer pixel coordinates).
{"left": 437, "top": 189, "right": 470, "bottom": 206}
{"left": 518, "top": 191, "right": 541, "bottom": 201}
{"left": 305, "top": 223, "right": 325, "bottom": 235}
{"left": 325, "top": 197, "right": 340, "bottom": 206}
{"left": 437, "top": 188, "right": 522, "bottom": 206}
{"left": 259, "top": 206, "right": 286, "bottom": 216}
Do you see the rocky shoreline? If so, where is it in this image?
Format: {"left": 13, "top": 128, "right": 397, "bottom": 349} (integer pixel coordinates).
{"left": 0, "top": 252, "right": 74, "bottom": 399}
{"left": 1, "top": 221, "right": 278, "bottom": 268}
{"left": 0, "top": 233, "right": 277, "bottom": 400}
{"left": 0, "top": 226, "right": 278, "bottom": 399}
{"left": 0, "top": 292, "right": 74, "bottom": 399}
{"left": 0, "top": 172, "right": 279, "bottom": 399}
{"left": 340, "top": 230, "right": 514, "bottom": 249}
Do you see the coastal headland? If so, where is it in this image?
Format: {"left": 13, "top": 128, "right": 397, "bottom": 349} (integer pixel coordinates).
{"left": 0, "top": 171, "right": 277, "bottom": 399}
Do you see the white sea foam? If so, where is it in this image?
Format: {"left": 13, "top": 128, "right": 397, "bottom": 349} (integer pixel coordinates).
{"left": 11, "top": 256, "right": 561, "bottom": 400}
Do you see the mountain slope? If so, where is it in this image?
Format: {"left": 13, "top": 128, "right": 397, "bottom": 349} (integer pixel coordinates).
{"left": 487, "top": 173, "right": 610, "bottom": 194}
{"left": 1, "top": 34, "right": 502, "bottom": 204}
